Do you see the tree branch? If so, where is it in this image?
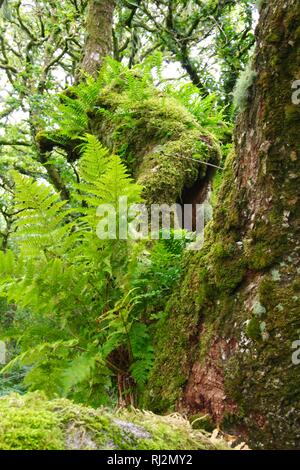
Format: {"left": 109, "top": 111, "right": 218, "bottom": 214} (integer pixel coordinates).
{"left": 0, "top": 63, "right": 18, "bottom": 74}
{"left": 16, "top": 1, "right": 36, "bottom": 41}
{"left": 0, "top": 140, "right": 31, "bottom": 147}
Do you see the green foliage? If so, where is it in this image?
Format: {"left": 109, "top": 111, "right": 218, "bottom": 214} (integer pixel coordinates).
{"left": 0, "top": 136, "right": 151, "bottom": 405}
{"left": 0, "top": 368, "right": 27, "bottom": 397}
{"left": 49, "top": 73, "right": 107, "bottom": 141}
{"left": 47, "top": 58, "right": 158, "bottom": 144}
{"left": 0, "top": 24, "right": 238, "bottom": 412}
{"left": 47, "top": 57, "right": 229, "bottom": 151}
{"left": 0, "top": 133, "right": 190, "bottom": 406}
{"left": 128, "top": 234, "right": 187, "bottom": 320}
{"left": 78, "top": 133, "right": 110, "bottom": 184}
{"left": 0, "top": 300, "right": 27, "bottom": 396}
{"left": 165, "top": 83, "right": 233, "bottom": 141}
{"left": 0, "top": 50, "right": 225, "bottom": 408}
{"left": 99, "top": 290, "right": 154, "bottom": 390}
{"left": 214, "top": 1, "right": 256, "bottom": 108}
{"left": 11, "top": 171, "right": 71, "bottom": 254}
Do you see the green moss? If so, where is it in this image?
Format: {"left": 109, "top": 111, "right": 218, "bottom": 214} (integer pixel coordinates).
{"left": 246, "top": 242, "right": 274, "bottom": 270}
{"left": 190, "top": 413, "right": 214, "bottom": 432}
{"left": 136, "top": 130, "right": 201, "bottom": 204}
{"left": 233, "top": 62, "right": 257, "bottom": 111}
{"left": 143, "top": 252, "right": 204, "bottom": 411}
{"left": 144, "top": 229, "right": 247, "bottom": 410}
{"left": 199, "top": 323, "right": 215, "bottom": 363}
{"left": 265, "top": 32, "right": 283, "bottom": 43}
{"left": 211, "top": 254, "right": 246, "bottom": 294}
{"left": 221, "top": 411, "right": 245, "bottom": 432}
{"left": 90, "top": 79, "right": 221, "bottom": 205}
{"left": 0, "top": 393, "right": 228, "bottom": 450}
{"left": 144, "top": 308, "right": 198, "bottom": 412}
{"left": 285, "top": 104, "right": 300, "bottom": 124}
{"left": 244, "top": 216, "right": 289, "bottom": 270}
{"left": 224, "top": 270, "right": 300, "bottom": 449}
{"left": 245, "top": 318, "right": 262, "bottom": 341}
{"left": 0, "top": 393, "right": 64, "bottom": 450}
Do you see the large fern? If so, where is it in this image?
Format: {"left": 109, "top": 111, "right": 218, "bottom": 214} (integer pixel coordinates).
{"left": 0, "top": 135, "right": 149, "bottom": 405}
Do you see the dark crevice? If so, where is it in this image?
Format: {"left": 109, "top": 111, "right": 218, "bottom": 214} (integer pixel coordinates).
{"left": 178, "top": 166, "right": 216, "bottom": 231}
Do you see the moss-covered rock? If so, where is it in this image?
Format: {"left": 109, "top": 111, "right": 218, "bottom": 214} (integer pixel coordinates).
{"left": 0, "top": 392, "right": 229, "bottom": 450}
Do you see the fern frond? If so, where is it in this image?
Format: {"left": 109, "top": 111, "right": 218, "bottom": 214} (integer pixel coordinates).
{"left": 56, "top": 96, "right": 89, "bottom": 137}
{"left": 71, "top": 75, "right": 102, "bottom": 109}
{"left": 78, "top": 133, "right": 110, "bottom": 184}
{"left": 11, "top": 171, "right": 71, "bottom": 253}
{"left": 98, "top": 154, "right": 143, "bottom": 207}
{"left": 62, "top": 352, "right": 98, "bottom": 394}
{"left": 0, "top": 339, "right": 78, "bottom": 374}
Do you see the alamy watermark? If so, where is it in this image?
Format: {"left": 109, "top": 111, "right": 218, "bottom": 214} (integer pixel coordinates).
{"left": 292, "top": 80, "right": 300, "bottom": 105}
{"left": 0, "top": 341, "right": 6, "bottom": 365}
{"left": 96, "top": 197, "right": 206, "bottom": 250}
{"left": 290, "top": 81, "right": 300, "bottom": 364}
{"left": 292, "top": 339, "right": 300, "bottom": 365}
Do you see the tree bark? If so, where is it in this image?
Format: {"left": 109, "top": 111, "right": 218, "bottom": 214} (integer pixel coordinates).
{"left": 146, "top": 0, "right": 300, "bottom": 449}
{"left": 80, "top": 0, "right": 116, "bottom": 77}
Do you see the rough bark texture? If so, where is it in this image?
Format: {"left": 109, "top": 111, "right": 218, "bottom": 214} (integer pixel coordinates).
{"left": 145, "top": 0, "right": 300, "bottom": 449}
{"left": 80, "top": 0, "right": 116, "bottom": 77}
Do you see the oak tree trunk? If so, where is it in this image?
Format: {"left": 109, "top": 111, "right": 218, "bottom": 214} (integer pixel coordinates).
{"left": 146, "top": 0, "right": 300, "bottom": 449}
{"left": 80, "top": 0, "right": 116, "bottom": 77}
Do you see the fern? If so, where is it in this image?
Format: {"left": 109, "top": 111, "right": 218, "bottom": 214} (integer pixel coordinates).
{"left": 11, "top": 171, "right": 72, "bottom": 255}
{"left": 129, "top": 322, "right": 154, "bottom": 387}
{"left": 0, "top": 136, "right": 150, "bottom": 405}
{"left": 77, "top": 138, "right": 142, "bottom": 208}
{"left": 46, "top": 57, "right": 160, "bottom": 147}
{"left": 78, "top": 133, "right": 110, "bottom": 184}
{"left": 0, "top": 339, "right": 78, "bottom": 375}
{"left": 166, "top": 83, "right": 233, "bottom": 140}
{"left": 61, "top": 351, "right": 98, "bottom": 395}
{"left": 98, "top": 154, "right": 143, "bottom": 207}
{"left": 76, "top": 140, "right": 143, "bottom": 245}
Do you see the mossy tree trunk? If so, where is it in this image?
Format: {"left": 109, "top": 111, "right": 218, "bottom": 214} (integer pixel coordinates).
{"left": 38, "top": 0, "right": 116, "bottom": 195}
{"left": 80, "top": 0, "right": 116, "bottom": 77}
{"left": 146, "top": 0, "right": 300, "bottom": 449}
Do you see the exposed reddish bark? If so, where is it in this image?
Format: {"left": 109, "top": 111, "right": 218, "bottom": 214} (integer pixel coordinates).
{"left": 179, "top": 336, "right": 238, "bottom": 422}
